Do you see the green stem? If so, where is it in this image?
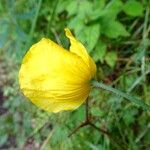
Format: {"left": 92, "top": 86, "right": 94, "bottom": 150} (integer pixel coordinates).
{"left": 91, "top": 80, "right": 150, "bottom": 111}
{"left": 46, "top": 0, "right": 59, "bottom": 36}
{"left": 26, "top": 0, "right": 42, "bottom": 48}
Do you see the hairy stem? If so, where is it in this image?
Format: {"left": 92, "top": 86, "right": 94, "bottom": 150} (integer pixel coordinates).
{"left": 91, "top": 80, "right": 150, "bottom": 111}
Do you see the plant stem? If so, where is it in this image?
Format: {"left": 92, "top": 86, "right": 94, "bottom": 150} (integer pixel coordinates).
{"left": 89, "top": 123, "right": 126, "bottom": 150}
{"left": 91, "top": 80, "right": 150, "bottom": 111}
{"left": 46, "top": 0, "right": 59, "bottom": 36}
{"left": 26, "top": 0, "right": 42, "bottom": 48}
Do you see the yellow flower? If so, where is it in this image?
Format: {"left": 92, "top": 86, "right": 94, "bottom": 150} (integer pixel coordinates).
{"left": 19, "top": 28, "right": 96, "bottom": 113}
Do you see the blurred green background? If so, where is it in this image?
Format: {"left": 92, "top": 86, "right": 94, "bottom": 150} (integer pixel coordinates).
{"left": 0, "top": 0, "right": 150, "bottom": 149}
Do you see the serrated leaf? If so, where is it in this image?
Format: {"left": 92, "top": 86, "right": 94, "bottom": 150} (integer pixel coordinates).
{"left": 105, "top": 51, "right": 117, "bottom": 68}
{"left": 92, "top": 41, "right": 106, "bottom": 63}
{"left": 123, "top": 0, "right": 144, "bottom": 17}
{"left": 102, "top": 20, "right": 130, "bottom": 38}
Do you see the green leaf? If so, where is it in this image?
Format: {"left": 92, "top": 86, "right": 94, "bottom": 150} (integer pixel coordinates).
{"left": 86, "top": 0, "right": 123, "bottom": 26}
{"left": 68, "top": 17, "right": 84, "bottom": 33}
{"left": 93, "top": 0, "right": 105, "bottom": 11}
{"left": 123, "top": 0, "right": 144, "bottom": 17}
{"left": 105, "top": 51, "right": 117, "bottom": 68}
{"left": 92, "top": 41, "right": 106, "bottom": 63}
{"left": 122, "top": 108, "right": 138, "bottom": 125}
{"left": 66, "top": 1, "right": 78, "bottom": 16}
{"left": 76, "top": 24, "right": 100, "bottom": 52}
{"left": 104, "top": 0, "right": 123, "bottom": 19}
{"left": 78, "top": 1, "right": 92, "bottom": 18}
{"left": 56, "top": 0, "right": 69, "bottom": 14}
{"left": 102, "top": 20, "right": 130, "bottom": 38}
{"left": 87, "top": 0, "right": 105, "bottom": 21}
{"left": 85, "top": 24, "right": 100, "bottom": 52}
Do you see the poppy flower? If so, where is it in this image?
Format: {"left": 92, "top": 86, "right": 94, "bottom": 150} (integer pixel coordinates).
{"left": 19, "top": 28, "right": 96, "bottom": 113}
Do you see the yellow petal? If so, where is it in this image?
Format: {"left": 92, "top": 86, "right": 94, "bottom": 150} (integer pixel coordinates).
{"left": 21, "top": 84, "right": 90, "bottom": 113}
{"left": 65, "top": 28, "right": 96, "bottom": 77}
{"left": 19, "top": 38, "right": 93, "bottom": 112}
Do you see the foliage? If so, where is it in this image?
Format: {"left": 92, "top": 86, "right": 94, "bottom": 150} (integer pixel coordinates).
{"left": 0, "top": 0, "right": 150, "bottom": 149}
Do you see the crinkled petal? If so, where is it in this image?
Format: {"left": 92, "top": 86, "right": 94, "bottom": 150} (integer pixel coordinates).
{"left": 21, "top": 84, "right": 90, "bottom": 113}
{"left": 19, "top": 38, "right": 91, "bottom": 112}
{"left": 65, "top": 28, "right": 96, "bottom": 77}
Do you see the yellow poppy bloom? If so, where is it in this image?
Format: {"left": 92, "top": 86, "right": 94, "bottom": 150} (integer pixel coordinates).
{"left": 19, "top": 28, "right": 96, "bottom": 113}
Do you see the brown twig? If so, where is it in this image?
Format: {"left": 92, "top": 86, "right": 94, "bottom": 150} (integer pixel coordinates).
{"left": 68, "top": 99, "right": 90, "bottom": 137}
{"left": 86, "top": 98, "right": 89, "bottom": 120}
{"left": 117, "top": 57, "right": 150, "bottom": 62}
{"left": 68, "top": 120, "right": 89, "bottom": 138}
{"left": 68, "top": 98, "right": 126, "bottom": 149}
{"left": 89, "top": 123, "right": 126, "bottom": 150}
{"left": 89, "top": 123, "right": 109, "bottom": 135}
